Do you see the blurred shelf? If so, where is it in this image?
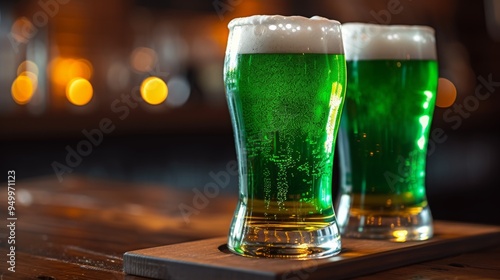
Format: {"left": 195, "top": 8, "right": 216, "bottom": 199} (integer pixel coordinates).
{"left": 0, "top": 103, "right": 231, "bottom": 140}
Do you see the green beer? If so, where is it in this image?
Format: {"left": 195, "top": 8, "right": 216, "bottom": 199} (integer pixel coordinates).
{"left": 337, "top": 23, "right": 438, "bottom": 241}
{"left": 226, "top": 53, "right": 345, "bottom": 227}
{"left": 224, "top": 16, "right": 345, "bottom": 258}
{"left": 341, "top": 60, "right": 437, "bottom": 215}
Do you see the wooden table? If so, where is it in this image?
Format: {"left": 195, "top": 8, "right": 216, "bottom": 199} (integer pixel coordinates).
{"left": 1, "top": 176, "right": 499, "bottom": 279}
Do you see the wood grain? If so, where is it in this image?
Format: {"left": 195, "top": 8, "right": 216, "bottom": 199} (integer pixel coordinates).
{"left": 0, "top": 176, "right": 234, "bottom": 279}
{"left": 124, "top": 221, "right": 500, "bottom": 280}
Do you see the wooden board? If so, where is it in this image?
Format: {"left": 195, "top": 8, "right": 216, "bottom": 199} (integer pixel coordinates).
{"left": 123, "top": 221, "right": 500, "bottom": 280}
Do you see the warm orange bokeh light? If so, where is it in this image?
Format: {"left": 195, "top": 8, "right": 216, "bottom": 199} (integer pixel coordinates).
{"left": 130, "top": 47, "right": 157, "bottom": 73}
{"left": 140, "top": 77, "right": 168, "bottom": 105}
{"left": 11, "top": 75, "right": 35, "bottom": 105}
{"left": 11, "top": 17, "right": 34, "bottom": 43}
{"left": 436, "top": 78, "right": 457, "bottom": 108}
{"left": 71, "top": 58, "right": 93, "bottom": 80}
{"left": 66, "top": 78, "right": 93, "bottom": 106}
{"left": 50, "top": 57, "right": 93, "bottom": 87}
{"left": 18, "top": 71, "right": 39, "bottom": 90}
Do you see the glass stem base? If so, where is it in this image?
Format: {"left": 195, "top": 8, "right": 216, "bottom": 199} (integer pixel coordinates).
{"left": 338, "top": 203, "right": 433, "bottom": 241}
{"left": 227, "top": 223, "right": 342, "bottom": 259}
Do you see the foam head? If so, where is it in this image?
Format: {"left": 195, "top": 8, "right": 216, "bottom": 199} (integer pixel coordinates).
{"left": 226, "top": 15, "right": 344, "bottom": 54}
{"left": 342, "top": 23, "right": 437, "bottom": 60}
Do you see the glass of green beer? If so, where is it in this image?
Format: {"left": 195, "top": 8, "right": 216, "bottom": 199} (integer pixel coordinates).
{"left": 223, "top": 15, "right": 346, "bottom": 258}
{"left": 336, "top": 23, "right": 438, "bottom": 241}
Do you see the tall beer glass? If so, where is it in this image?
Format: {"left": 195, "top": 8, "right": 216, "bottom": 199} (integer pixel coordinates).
{"left": 336, "top": 23, "right": 438, "bottom": 241}
{"left": 224, "top": 15, "right": 346, "bottom": 258}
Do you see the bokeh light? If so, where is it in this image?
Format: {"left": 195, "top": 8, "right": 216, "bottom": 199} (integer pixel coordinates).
{"left": 140, "top": 77, "right": 168, "bottom": 105}
{"left": 130, "top": 47, "right": 158, "bottom": 73}
{"left": 18, "top": 71, "right": 39, "bottom": 91}
{"left": 11, "top": 75, "right": 35, "bottom": 105}
{"left": 436, "top": 78, "right": 457, "bottom": 108}
{"left": 70, "top": 59, "right": 93, "bottom": 80}
{"left": 66, "top": 78, "right": 93, "bottom": 106}
{"left": 11, "top": 17, "right": 34, "bottom": 43}
{"left": 17, "top": 60, "right": 39, "bottom": 76}
{"left": 166, "top": 76, "right": 190, "bottom": 107}
{"left": 50, "top": 57, "right": 93, "bottom": 87}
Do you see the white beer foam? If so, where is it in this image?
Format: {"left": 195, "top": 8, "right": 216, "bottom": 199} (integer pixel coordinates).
{"left": 342, "top": 23, "right": 437, "bottom": 60}
{"left": 227, "top": 15, "right": 343, "bottom": 54}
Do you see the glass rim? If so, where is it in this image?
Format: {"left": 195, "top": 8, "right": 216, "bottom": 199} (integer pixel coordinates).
{"left": 342, "top": 22, "right": 435, "bottom": 35}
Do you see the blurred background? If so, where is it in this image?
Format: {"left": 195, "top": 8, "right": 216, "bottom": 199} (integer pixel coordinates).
{"left": 1, "top": 0, "right": 499, "bottom": 224}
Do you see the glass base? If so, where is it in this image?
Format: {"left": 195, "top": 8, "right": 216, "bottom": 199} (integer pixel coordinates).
{"left": 227, "top": 223, "right": 342, "bottom": 259}
{"left": 340, "top": 205, "right": 433, "bottom": 242}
